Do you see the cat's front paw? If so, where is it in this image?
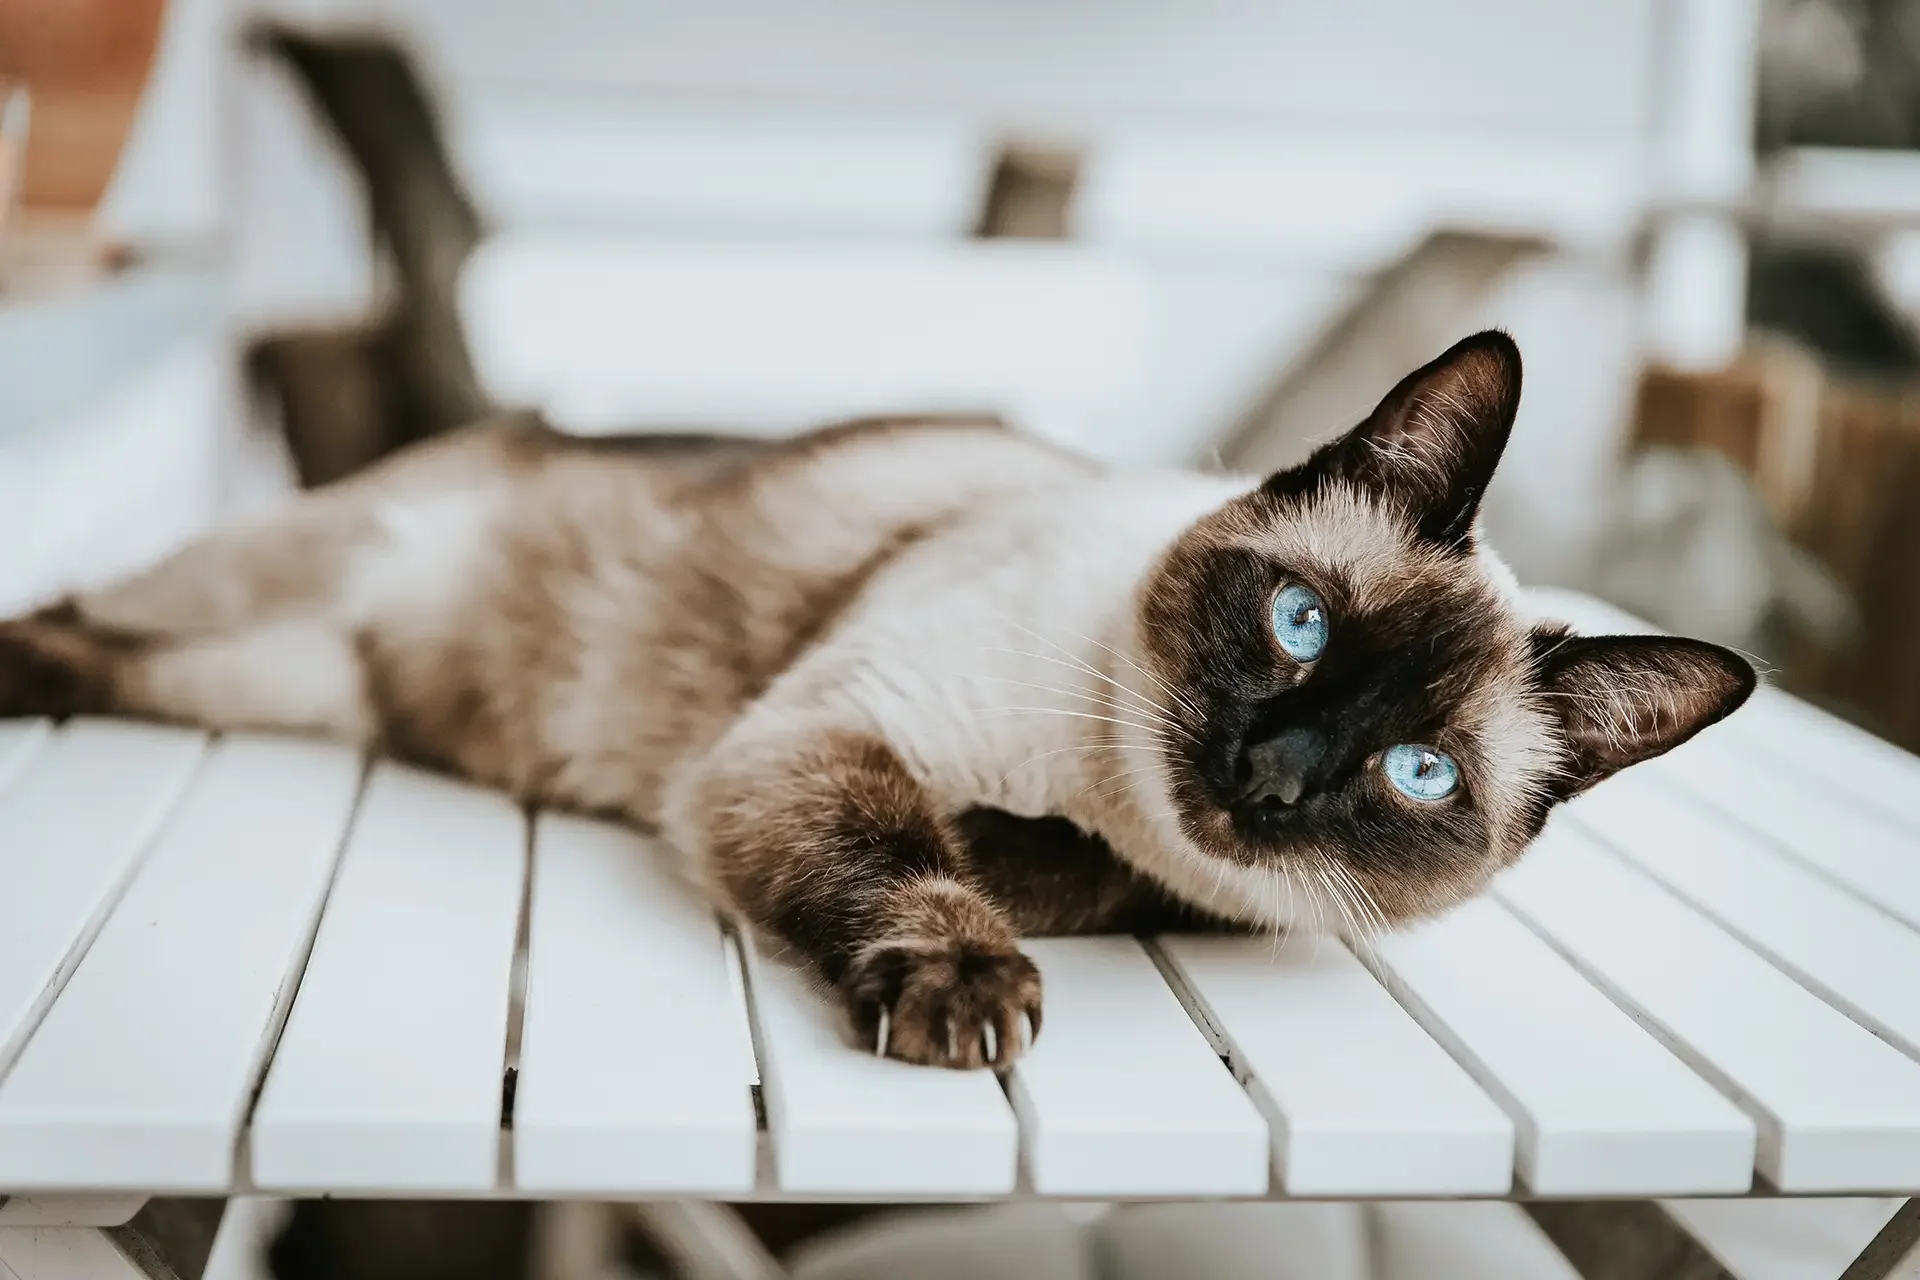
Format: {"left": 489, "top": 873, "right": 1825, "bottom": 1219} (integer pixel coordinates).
{"left": 842, "top": 937, "right": 1042, "bottom": 1070}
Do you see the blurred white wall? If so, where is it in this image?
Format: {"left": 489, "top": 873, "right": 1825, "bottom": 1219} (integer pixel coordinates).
{"left": 254, "top": 0, "right": 1659, "bottom": 132}
{"left": 85, "top": 0, "right": 1706, "bottom": 585}
{"left": 214, "top": 1, "right": 1662, "bottom": 462}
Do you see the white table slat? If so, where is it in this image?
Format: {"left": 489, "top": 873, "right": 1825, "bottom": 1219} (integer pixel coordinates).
{"left": 1495, "top": 821, "right": 1920, "bottom": 1191}
{"left": 1650, "top": 738, "right": 1920, "bottom": 933}
{"left": 740, "top": 938, "right": 1018, "bottom": 1196}
{"left": 1004, "top": 936, "right": 1269, "bottom": 1196}
{"left": 249, "top": 763, "right": 526, "bottom": 1192}
{"left": 0, "top": 721, "right": 207, "bottom": 1079}
{"left": 1568, "top": 775, "right": 1920, "bottom": 1062}
{"left": 0, "top": 720, "right": 51, "bottom": 796}
{"left": 513, "top": 814, "right": 758, "bottom": 1194}
{"left": 1155, "top": 933, "right": 1513, "bottom": 1196}
{"left": 0, "top": 736, "right": 363, "bottom": 1190}
{"left": 1365, "top": 897, "right": 1756, "bottom": 1195}
{"left": 1735, "top": 686, "right": 1920, "bottom": 832}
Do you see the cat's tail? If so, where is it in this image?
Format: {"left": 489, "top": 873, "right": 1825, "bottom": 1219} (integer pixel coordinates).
{"left": 245, "top": 22, "right": 496, "bottom": 479}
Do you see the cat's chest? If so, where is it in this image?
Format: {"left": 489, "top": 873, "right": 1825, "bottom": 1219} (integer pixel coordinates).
{"left": 830, "top": 473, "right": 1247, "bottom": 818}
{"left": 844, "top": 590, "right": 1136, "bottom": 817}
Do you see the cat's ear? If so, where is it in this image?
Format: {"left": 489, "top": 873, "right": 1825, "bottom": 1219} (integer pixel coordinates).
{"left": 1265, "top": 330, "right": 1522, "bottom": 548}
{"left": 1532, "top": 628, "right": 1756, "bottom": 799}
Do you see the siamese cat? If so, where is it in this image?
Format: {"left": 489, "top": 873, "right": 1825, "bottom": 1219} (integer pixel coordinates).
{"left": 0, "top": 331, "right": 1754, "bottom": 1069}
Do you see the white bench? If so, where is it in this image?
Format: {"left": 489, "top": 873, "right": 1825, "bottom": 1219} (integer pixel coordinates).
{"left": 0, "top": 588, "right": 1917, "bottom": 1279}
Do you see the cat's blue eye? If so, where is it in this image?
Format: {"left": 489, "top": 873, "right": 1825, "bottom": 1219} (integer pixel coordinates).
{"left": 1271, "top": 583, "right": 1329, "bottom": 662}
{"left": 1381, "top": 745, "right": 1459, "bottom": 802}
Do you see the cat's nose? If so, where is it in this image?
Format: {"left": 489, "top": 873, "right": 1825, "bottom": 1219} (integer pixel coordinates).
{"left": 1239, "top": 727, "right": 1328, "bottom": 807}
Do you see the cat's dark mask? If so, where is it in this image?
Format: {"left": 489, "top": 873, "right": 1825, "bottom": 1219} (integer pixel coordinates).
{"left": 1137, "top": 331, "right": 1755, "bottom": 925}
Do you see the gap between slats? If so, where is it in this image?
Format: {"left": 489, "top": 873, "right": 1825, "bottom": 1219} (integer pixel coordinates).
{"left": 719, "top": 922, "right": 773, "bottom": 1184}
{"left": 1491, "top": 858, "right": 1778, "bottom": 1155}
{"left": 0, "top": 723, "right": 210, "bottom": 1087}
{"left": 0, "top": 726, "right": 369, "bottom": 1193}
{"left": 230, "top": 755, "right": 481, "bottom": 1195}
{"left": 1154, "top": 926, "right": 1537, "bottom": 1195}
{"left": 1336, "top": 933, "right": 1542, "bottom": 1185}
{"left": 1566, "top": 782, "right": 1920, "bottom": 1064}
{"left": 1140, "top": 937, "right": 1292, "bottom": 1160}
{"left": 0, "top": 736, "right": 375, "bottom": 1190}
{"left": 0, "top": 721, "right": 63, "bottom": 1086}
{"left": 720, "top": 929, "right": 762, "bottom": 1090}
{"left": 1651, "top": 750, "right": 1920, "bottom": 937}
{"left": 724, "top": 921, "right": 805, "bottom": 1197}
{"left": 510, "top": 811, "right": 764, "bottom": 1195}
{"left": 246, "top": 764, "right": 532, "bottom": 1191}
{"left": 499, "top": 811, "right": 537, "bottom": 1144}
{"left": 1490, "top": 825, "right": 1920, "bottom": 1192}
{"left": 725, "top": 926, "right": 782, "bottom": 1197}
{"left": 226, "top": 755, "right": 374, "bottom": 1192}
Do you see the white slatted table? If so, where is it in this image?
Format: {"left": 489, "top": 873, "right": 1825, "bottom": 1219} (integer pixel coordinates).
{"left": 2, "top": 591, "right": 1919, "bottom": 1280}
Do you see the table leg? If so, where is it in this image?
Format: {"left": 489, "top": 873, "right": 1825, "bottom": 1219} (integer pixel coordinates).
{"left": 1840, "top": 1199, "right": 1920, "bottom": 1280}
{"left": 625, "top": 1202, "right": 789, "bottom": 1280}
{"left": 1523, "top": 1201, "right": 1735, "bottom": 1280}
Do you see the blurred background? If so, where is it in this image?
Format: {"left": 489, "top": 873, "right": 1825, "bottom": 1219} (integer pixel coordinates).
{"left": 4, "top": 0, "right": 1920, "bottom": 1276}
{"left": 12, "top": 0, "right": 1920, "bottom": 743}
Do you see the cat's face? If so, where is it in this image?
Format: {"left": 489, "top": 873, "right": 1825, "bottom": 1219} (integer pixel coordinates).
{"left": 1136, "top": 332, "right": 1755, "bottom": 926}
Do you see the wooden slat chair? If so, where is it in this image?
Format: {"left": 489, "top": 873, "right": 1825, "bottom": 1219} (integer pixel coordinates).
{"left": 1, "top": 589, "right": 1918, "bottom": 1280}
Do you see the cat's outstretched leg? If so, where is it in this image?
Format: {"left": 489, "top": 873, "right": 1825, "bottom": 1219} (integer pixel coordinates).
{"left": 0, "top": 420, "right": 535, "bottom": 735}
{"left": 668, "top": 725, "right": 1042, "bottom": 1070}
{"left": 0, "top": 506, "right": 375, "bottom": 737}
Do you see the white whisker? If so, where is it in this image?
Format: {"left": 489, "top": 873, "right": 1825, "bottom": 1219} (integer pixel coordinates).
{"left": 994, "top": 620, "right": 1206, "bottom": 725}
{"left": 981, "top": 642, "right": 1192, "bottom": 733}
{"left": 1052, "top": 626, "right": 1208, "bottom": 724}
{"left": 1081, "top": 764, "right": 1161, "bottom": 800}
{"left": 973, "top": 674, "right": 1188, "bottom": 742}
{"left": 1325, "top": 871, "right": 1363, "bottom": 950}
{"left": 980, "top": 706, "right": 1176, "bottom": 741}
{"left": 995, "top": 739, "right": 1136, "bottom": 786}
{"left": 1323, "top": 859, "right": 1388, "bottom": 941}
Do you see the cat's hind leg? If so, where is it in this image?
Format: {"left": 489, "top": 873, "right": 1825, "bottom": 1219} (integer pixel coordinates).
{"left": 0, "top": 564, "right": 373, "bottom": 739}
{"left": 0, "top": 489, "right": 381, "bottom": 735}
{"left": 70, "top": 501, "right": 374, "bottom": 640}
{"left": 0, "top": 420, "right": 532, "bottom": 735}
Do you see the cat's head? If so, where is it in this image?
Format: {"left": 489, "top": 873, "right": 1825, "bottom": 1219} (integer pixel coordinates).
{"left": 1136, "top": 331, "right": 1755, "bottom": 926}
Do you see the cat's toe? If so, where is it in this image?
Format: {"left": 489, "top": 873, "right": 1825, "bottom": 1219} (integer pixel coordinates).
{"left": 842, "top": 938, "right": 1042, "bottom": 1070}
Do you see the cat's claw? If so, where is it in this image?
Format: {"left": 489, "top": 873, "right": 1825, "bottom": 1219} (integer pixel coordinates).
{"left": 843, "top": 937, "right": 1042, "bottom": 1071}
